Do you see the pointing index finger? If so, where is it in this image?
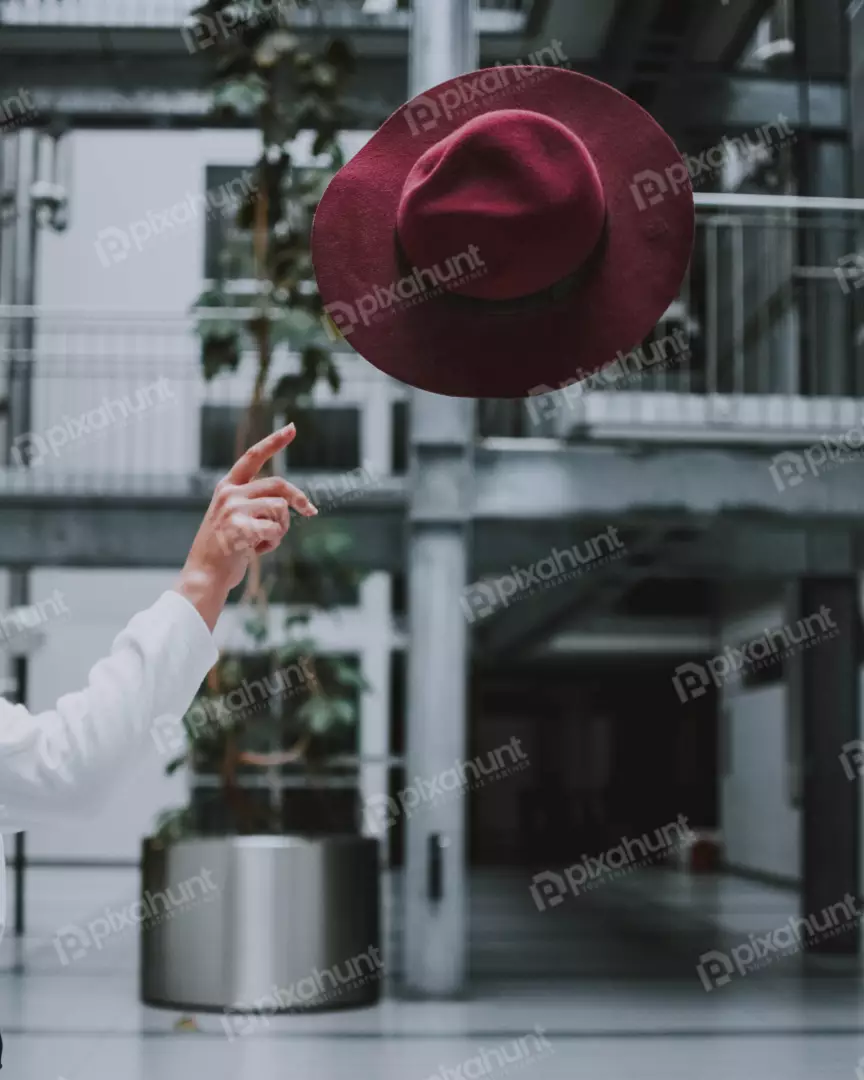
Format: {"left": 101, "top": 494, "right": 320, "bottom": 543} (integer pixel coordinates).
{"left": 228, "top": 424, "right": 297, "bottom": 485}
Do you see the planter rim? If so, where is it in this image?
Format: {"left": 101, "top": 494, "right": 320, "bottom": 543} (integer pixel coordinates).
{"left": 144, "top": 834, "right": 378, "bottom": 852}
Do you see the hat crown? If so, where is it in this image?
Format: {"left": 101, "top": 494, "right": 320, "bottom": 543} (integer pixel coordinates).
{"left": 395, "top": 109, "right": 608, "bottom": 301}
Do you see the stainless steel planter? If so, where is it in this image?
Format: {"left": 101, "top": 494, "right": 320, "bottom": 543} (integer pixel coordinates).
{"left": 140, "top": 835, "right": 381, "bottom": 1015}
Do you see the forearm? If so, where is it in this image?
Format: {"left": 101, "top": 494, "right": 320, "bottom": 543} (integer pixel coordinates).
{"left": 173, "top": 567, "right": 232, "bottom": 634}
{"left": 0, "top": 591, "right": 217, "bottom": 825}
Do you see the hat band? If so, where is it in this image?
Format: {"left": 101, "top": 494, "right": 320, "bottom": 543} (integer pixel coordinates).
{"left": 393, "top": 214, "right": 609, "bottom": 317}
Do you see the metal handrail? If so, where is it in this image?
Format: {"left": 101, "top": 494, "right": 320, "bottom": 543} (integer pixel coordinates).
{"left": 694, "top": 193, "right": 864, "bottom": 212}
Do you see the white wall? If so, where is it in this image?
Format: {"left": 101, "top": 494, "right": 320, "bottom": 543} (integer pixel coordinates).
{"left": 719, "top": 589, "right": 800, "bottom": 882}
{"left": 40, "top": 129, "right": 260, "bottom": 312}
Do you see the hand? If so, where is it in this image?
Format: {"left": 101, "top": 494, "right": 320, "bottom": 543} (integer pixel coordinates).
{"left": 175, "top": 424, "right": 317, "bottom": 630}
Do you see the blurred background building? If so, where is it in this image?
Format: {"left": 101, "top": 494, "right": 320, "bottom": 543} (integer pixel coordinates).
{"left": 0, "top": 0, "right": 863, "bottom": 1077}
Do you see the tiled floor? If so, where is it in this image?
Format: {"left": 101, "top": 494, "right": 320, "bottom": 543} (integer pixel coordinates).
{"left": 2, "top": 865, "right": 864, "bottom": 1078}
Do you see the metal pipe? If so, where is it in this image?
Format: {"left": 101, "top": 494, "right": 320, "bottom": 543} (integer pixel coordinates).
{"left": 405, "top": 0, "right": 477, "bottom": 999}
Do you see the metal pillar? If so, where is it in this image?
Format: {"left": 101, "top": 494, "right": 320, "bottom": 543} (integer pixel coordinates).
{"left": 854, "top": 1, "right": 864, "bottom": 192}
{"left": 793, "top": 579, "right": 860, "bottom": 953}
{"left": 849, "top": 0, "right": 864, "bottom": 920}
{"left": 4, "top": 128, "right": 40, "bottom": 941}
{"left": 404, "top": 0, "right": 477, "bottom": 997}
{"left": 851, "top": 0, "right": 864, "bottom": 396}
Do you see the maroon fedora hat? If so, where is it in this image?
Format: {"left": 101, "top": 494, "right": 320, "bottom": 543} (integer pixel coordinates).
{"left": 312, "top": 65, "right": 695, "bottom": 399}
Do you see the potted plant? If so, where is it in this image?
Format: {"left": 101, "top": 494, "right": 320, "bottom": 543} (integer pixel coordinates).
{"left": 140, "top": 0, "right": 382, "bottom": 1015}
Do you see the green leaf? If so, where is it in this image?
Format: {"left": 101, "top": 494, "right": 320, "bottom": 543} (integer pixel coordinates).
{"left": 272, "top": 373, "right": 316, "bottom": 405}
{"left": 220, "top": 658, "right": 245, "bottom": 689}
{"left": 278, "top": 637, "right": 317, "bottom": 664}
{"left": 214, "top": 74, "right": 268, "bottom": 117}
{"left": 331, "top": 661, "right": 371, "bottom": 693}
{"left": 254, "top": 31, "right": 299, "bottom": 67}
{"left": 200, "top": 332, "right": 242, "bottom": 381}
{"left": 165, "top": 754, "right": 188, "bottom": 775}
{"left": 283, "top": 612, "right": 311, "bottom": 630}
{"left": 329, "top": 697, "right": 358, "bottom": 726}
{"left": 297, "top": 695, "right": 334, "bottom": 734}
{"left": 244, "top": 613, "right": 268, "bottom": 644}
{"left": 325, "top": 358, "right": 341, "bottom": 394}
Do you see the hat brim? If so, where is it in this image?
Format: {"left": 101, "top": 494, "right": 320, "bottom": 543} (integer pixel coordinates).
{"left": 312, "top": 66, "right": 695, "bottom": 399}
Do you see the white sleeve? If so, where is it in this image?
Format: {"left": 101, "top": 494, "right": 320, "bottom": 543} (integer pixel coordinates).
{"left": 0, "top": 590, "right": 218, "bottom": 829}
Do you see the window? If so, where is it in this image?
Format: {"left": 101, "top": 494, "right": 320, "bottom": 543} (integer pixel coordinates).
{"left": 204, "top": 165, "right": 258, "bottom": 282}
{"left": 201, "top": 404, "right": 361, "bottom": 473}
{"left": 200, "top": 404, "right": 244, "bottom": 471}
{"left": 391, "top": 401, "right": 408, "bottom": 474}
{"left": 283, "top": 406, "right": 361, "bottom": 471}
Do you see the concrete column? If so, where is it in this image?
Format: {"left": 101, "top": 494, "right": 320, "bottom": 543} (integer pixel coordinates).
{"left": 359, "top": 572, "right": 394, "bottom": 863}
{"left": 4, "top": 128, "right": 39, "bottom": 942}
{"left": 793, "top": 579, "right": 860, "bottom": 953}
{"left": 850, "top": 1, "right": 864, "bottom": 394}
{"left": 854, "top": 1, "right": 864, "bottom": 192}
{"left": 404, "top": 0, "right": 477, "bottom": 996}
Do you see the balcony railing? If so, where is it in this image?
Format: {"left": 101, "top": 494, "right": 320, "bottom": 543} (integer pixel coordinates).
{"left": 0, "top": 306, "right": 407, "bottom": 496}
{"left": 0, "top": 0, "right": 526, "bottom": 29}
{"left": 480, "top": 193, "right": 864, "bottom": 443}
{"left": 0, "top": 195, "right": 863, "bottom": 497}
